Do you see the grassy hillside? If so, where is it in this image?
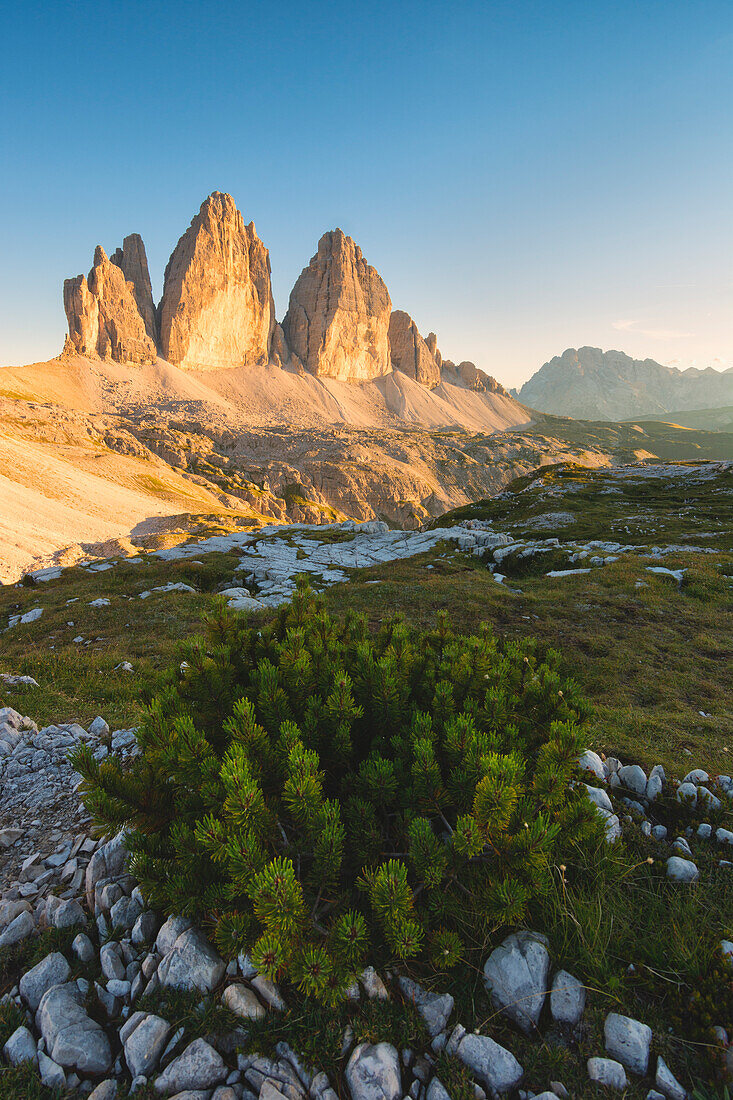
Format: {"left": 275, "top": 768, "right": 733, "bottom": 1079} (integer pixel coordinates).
{"left": 527, "top": 412, "right": 733, "bottom": 460}
{"left": 1, "top": 462, "right": 731, "bottom": 777}
{"left": 624, "top": 406, "right": 733, "bottom": 433}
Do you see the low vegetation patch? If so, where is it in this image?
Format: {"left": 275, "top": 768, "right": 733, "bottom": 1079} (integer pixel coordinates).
{"left": 73, "top": 582, "right": 604, "bottom": 1002}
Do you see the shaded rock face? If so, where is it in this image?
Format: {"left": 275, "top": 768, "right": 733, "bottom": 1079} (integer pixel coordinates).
{"left": 159, "top": 191, "right": 275, "bottom": 371}
{"left": 388, "top": 311, "right": 440, "bottom": 389}
{"left": 63, "top": 246, "right": 157, "bottom": 365}
{"left": 283, "top": 229, "right": 392, "bottom": 382}
{"left": 517, "top": 345, "right": 733, "bottom": 420}
{"left": 110, "top": 233, "right": 158, "bottom": 343}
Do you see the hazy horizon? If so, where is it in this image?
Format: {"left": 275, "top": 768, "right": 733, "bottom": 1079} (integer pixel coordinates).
{"left": 2, "top": 0, "right": 732, "bottom": 387}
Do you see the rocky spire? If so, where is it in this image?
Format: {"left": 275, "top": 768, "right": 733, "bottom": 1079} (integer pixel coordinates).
{"left": 63, "top": 245, "right": 157, "bottom": 364}
{"left": 283, "top": 229, "right": 392, "bottom": 382}
{"left": 110, "top": 233, "right": 157, "bottom": 343}
{"left": 388, "top": 310, "right": 441, "bottom": 389}
{"left": 425, "top": 332, "right": 442, "bottom": 369}
{"left": 158, "top": 192, "right": 275, "bottom": 371}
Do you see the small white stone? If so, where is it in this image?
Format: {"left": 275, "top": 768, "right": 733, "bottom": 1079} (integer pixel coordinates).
{"left": 550, "top": 970, "right": 586, "bottom": 1026}
{"left": 655, "top": 1055, "right": 687, "bottom": 1100}
{"left": 578, "top": 750, "right": 605, "bottom": 780}
{"left": 666, "top": 856, "right": 699, "bottom": 883}
{"left": 587, "top": 1057, "right": 628, "bottom": 1090}
{"left": 604, "top": 1012, "right": 652, "bottom": 1075}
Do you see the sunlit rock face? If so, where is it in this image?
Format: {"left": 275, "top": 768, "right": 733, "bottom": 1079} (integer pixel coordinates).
{"left": 159, "top": 191, "right": 275, "bottom": 371}
{"left": 63, "top": 245, "right": 157, "bottom": 365}
{"left": 110, "top": 233, "right": 158, "bottom": 344}
{"left": 283, "top": 229, "right": 392, "bottom": 382}
{"left": 388, "top": 310, "right": 441, "bottom": 389}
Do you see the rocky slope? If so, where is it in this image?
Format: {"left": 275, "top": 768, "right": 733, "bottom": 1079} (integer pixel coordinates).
{"left": 2, "top": 350, "right": 732, "bottom": 581}
{"left": 516, "top": 346, "right": 733, "bottom": 421}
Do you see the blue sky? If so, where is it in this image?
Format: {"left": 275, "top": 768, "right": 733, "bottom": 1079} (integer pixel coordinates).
{"left": 1, "top": 0, "right": 732, "bottom": 386}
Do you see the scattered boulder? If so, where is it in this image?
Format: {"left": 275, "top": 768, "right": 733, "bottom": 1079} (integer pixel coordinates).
{"left": 157, "top": 926, "right": 226, "bottom": 994}
{"left": 578, "top": 750, "right": 605, "bottom": 780}
{"left": 222, "top": 983, "right": 266, "bottom": 1020}
{"left": 37, "top": 1049, "right": 66, "bottom": 1088}
{"left": 396, "top": 975, "right": 453, "bottom": 1038}
{"left": 0, "top": 908, "right": 35, "bottom": 948}
{"left": 655, "top": 1055, "right": 687, "bottom": 1100}
{"left": 124, "top": 1013, "right": 173, "bottom": 1078}
{"left": 676, "top": 783, "right": 698, "bottom": 807}
{"left": 36, "top": 981, "right": 112, "bottom": 1074}
{"left": 618, "top": 764, "right": 647, "bottom": 796}
{"left": 666, "top": 856, "right": 699, "bottom": 883}
{"left": 19, "top": 951, "right": 71, "bottom": 1011}
{"left": 3, "top": 1024, "right": 37, "bottom": 1066}
{"left": 587, "top": 1056, "right": 628, "bottom": 1090}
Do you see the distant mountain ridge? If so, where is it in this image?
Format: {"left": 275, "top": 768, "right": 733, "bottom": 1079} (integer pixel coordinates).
{"left": 515, "top": 346, "right": 733, "bottom": 421}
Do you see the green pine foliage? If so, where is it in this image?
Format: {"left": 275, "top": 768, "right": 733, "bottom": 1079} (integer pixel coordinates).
{"left": 71, "top": 581, "right": 605, "bottom": 1003}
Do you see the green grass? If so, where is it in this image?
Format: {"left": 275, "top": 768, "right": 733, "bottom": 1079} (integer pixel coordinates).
{"left": 325, "top": 548, "right": 733, "bottom": 778}
{"left": 526, "top": 414, "right": 733, "bottom": 461}
{"left": 0, "top": 551, "right": 246, "bottom": 729}
{"left": 432, "top": 462, "right": 733, "bottom": 548}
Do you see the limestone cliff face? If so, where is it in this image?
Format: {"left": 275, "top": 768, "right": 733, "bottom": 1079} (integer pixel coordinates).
{"left": 388, "top": 310, "right": 441, "bottom": 389}
{"left": 159, "top": 192, "right": 275, "bottom": 371}
{"left": 110, "top": 234, "right": 157, "bottom": 343}
{"left": 283, "top": 229, "right": 392, "bottom": 382}
{"left": 63, "top": 246, "right": 157, "bottom": 364}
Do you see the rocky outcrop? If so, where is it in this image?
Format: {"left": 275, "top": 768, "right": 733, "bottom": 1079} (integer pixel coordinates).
{"left": 283, "top": 229, "right": 392, "bottom": 382}
{"left": 159, "top": 192, "right": 275, "bottom": 371}
{"left": 425, "top": 332, "right": 442, "bottom": 369}
{"left": 63, "top": 246, "right": 157, "bottom": 365}
{"left": 388, "top": 311, "right": 440, "bottom": 389}
{"left": 442, "top": 359, "right": 508, "bottom": 396}
{"left": 110, "top": 234, "right": 157, "bottom": 343}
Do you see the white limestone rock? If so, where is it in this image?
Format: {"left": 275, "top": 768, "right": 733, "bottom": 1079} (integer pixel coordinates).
{"left": 604, "top": 1012, "right": 652, "bottom": 1075}
{"left": 483, "top": 931, "right": 550, "bottom": 1033}
{"left": 157, "top": 927, "right": 225, "bottom": 994}
{"left": 587, "top": 1057, "right": 628, "bottom": 1090}
{"left": 550, "top": 969, "right": 586, "bottom": 1026}
{"left": 19, "top": 951, "right": 71, "bottom": 1011}
{"left": 457, "top": 1033, "right": 523, "bottom": 1094}
{"left": 345, "top": 1043, "right": 402, "bottom": 1100}
{"left": 153, "top": 1037, "right": 227, "bottom": 1094}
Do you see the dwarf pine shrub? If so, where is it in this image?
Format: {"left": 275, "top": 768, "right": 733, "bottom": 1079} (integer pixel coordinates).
{"left": 72, "top": 581, "right": 604, "bottom": 1002}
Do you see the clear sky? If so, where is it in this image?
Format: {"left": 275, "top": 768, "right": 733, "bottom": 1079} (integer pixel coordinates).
{"left": 1, "top": 0, "right": 732, "bottom": 387}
